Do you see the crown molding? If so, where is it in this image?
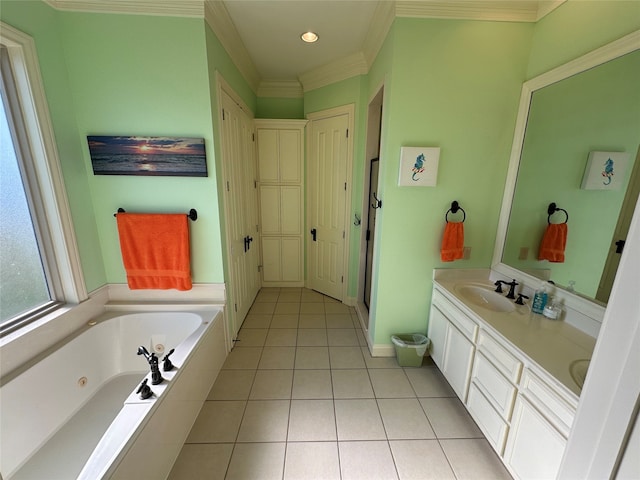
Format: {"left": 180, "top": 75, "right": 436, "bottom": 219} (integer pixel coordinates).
{"left": 257, "top": 81, "right": 303, "bottom": 98}
{"left": 395, "top": 1, "right": 543, "bottom": 22}
{"left": 362, "top": 0, "right": 396, "bottom": 67}
{"left": 204, "top": 0, "right": 260, "bottom": 94}
{"left": 536, "top": 0, "right": 566, "bottom": 21}
{"left": 43, "top": 0, "right": 204, "bottom": 17}
{"left": 299, "top": 51, "right": 369, "bottom": 93}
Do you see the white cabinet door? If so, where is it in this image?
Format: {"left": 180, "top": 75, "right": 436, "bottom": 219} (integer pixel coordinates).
{"left": 442, "top": 322, "right": 475, "bottom": 402}
{"left": 504, "top": 395, "right": 567, "bottom": 480}
{"left": 428, "top": 305, "right": 448, "bottom": 370}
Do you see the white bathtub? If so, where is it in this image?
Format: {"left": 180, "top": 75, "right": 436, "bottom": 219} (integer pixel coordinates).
{"left": 0, "top": 305, "right": 227, "bottom": 480}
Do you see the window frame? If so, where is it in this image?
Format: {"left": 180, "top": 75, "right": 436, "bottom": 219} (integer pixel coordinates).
{"left": 1, "top": 22, "right": 86, "bottom": 336}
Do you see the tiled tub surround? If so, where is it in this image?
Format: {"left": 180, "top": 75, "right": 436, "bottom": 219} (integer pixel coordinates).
{"left": 1, "top": 306, "right": 225, "bottom": 480}
{"left": 429, "top": 270, "right": 598, "bottom": 479}
{"left": 168, "top": 288, "right": 512, "bottom": 480}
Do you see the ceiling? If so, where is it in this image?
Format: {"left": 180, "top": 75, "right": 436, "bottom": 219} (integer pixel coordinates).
{"left": 45, "top": 0, "right": 566, "bottom": 93}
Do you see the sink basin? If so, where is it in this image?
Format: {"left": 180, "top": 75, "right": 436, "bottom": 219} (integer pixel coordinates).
{"left": 454, "top": 284, "right": 516, "bottom": 313}
{"left": 569, "top": 359, "right": 590, "bottom": 389}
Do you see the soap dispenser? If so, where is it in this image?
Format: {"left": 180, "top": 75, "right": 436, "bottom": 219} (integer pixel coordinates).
{"left": 531, "top": 282, "right": 549, "bottom": 314}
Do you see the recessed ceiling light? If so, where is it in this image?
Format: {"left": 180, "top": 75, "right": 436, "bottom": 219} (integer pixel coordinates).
{"left": 300, "top": 31, "right": 319, "bottom": 43}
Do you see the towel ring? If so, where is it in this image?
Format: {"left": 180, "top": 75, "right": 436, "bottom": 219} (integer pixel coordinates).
{"left": 547, "top": 203, "right": 568, "bottom": 224}
{"left": 445, "top": 201, "right": 466, "bottom": 223}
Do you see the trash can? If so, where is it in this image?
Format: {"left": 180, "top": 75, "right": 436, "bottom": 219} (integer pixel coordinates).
{"left": 391, "top": 334, "right": 430, "bottom": 367}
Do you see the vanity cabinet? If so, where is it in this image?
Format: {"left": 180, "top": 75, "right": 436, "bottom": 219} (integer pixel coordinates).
{"left": 428, "top": 290, "right": 478, "bottom": 402}
{"left": 429, "top": 283, "right": 578, "bottom": 480}
{"left": 255, "top": 120, "right": 306, "bottom": 287}
{"left": 504, "top": 369, "right": 577, "bottom": 480}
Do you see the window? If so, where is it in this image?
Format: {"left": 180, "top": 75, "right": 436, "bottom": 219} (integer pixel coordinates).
{"left": 0, "top": 23, "right": 86, "bottom": 336}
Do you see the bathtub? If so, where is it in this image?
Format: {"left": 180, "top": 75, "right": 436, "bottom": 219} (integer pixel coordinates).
{"left": 0, "top": 304, "right": 227, "bottom": 480}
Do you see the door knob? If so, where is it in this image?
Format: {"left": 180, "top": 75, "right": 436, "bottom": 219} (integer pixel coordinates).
{"left": 310, "top": 228, "right": 317, "bottom": 241}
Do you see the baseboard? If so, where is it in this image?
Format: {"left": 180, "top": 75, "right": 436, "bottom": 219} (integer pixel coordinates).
{"left": 371, "top": 343, "right": 396, "bottom": 357}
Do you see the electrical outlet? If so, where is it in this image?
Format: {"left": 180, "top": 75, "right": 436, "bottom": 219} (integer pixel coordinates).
{"left": 519, "top": 247, "right": 529, "bottom": 260}
{"left": 463, "top": 246, "right": 471, "bottom": 260}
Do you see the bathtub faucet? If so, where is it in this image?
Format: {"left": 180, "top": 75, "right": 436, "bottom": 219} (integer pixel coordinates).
{"left": 163, "top": 348, "right": 175, "bottom": 372}
{"left": 137, "top": 346, "right": 164, "bottom": 385}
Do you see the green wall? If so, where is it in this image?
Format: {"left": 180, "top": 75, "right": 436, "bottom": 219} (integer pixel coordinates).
{"left": 58, "top": 13, "right": 223, "bottom": 284}
{"left": 527, "top": 1, "right": 640, "bottom": 78}
{"left": 370, "top": 18, "right": 533, "bottom": 345}
{"left": 256, "top": 97, "right": 304, "bottom": 119}
{"left": 0, "top": 1, "right": 107, "bottom": 292}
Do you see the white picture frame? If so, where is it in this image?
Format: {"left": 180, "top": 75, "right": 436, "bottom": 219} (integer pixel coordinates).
{"left": 581, "top": 151, "right": 630, "bottom": 190}
{"left": 398, "top": 147, "right": 440, "bottom": 187}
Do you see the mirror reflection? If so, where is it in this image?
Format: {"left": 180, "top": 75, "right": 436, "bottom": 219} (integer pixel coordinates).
{"left": 502, "top": 50, "right": 640, "bottom": 304}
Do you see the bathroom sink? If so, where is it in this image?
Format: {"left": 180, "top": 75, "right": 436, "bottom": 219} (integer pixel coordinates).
{"left": 454, "top": 284, "right": 515, "bottom": 313}
{"left": 569, "top": 359, "right": 590, "bottom": 389}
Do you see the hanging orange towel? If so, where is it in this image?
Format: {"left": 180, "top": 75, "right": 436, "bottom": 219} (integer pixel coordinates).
{"left": 441, "top": 222, "right": 464, "bottom": 262}
{"left": 538, "top": 223, "right": 568, "bottom": 263}
{"left": 116, "top": 213, "right": 192, "bottom": 290}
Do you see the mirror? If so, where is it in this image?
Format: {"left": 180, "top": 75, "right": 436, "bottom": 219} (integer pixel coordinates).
{"left": 493, "top": 32, "right": 640, "bottom": 307}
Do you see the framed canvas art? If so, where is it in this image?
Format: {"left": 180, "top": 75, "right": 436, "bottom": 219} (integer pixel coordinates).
{"left": 398, "top": 147, "right": 440, "bottom": 187}
{"left": 88, "top": 136, "right": 207, "bottom": 177}
{"left": 581, "top": 151, "right": 630, "bottom": 190}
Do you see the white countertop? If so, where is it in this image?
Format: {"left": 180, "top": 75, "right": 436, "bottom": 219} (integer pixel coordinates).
{"left": 432, "top": 271, "right": 596, "bottom": 398}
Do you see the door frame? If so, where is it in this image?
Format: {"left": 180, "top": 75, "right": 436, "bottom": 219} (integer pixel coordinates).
{"left": 305, "top": 104, "right": 355, "bottom": 302}
{"left": 215, "top": 72, "right": 258, "bottom": 348}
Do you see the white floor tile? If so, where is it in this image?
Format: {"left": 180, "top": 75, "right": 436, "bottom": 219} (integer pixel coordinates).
{"left": 297, "top": 328, "right": 328, "bottom": 346}
{"left": 226, "top": 442, "right": 286, "bottom": 480}
{"left": 242, "top": 314, "right": 272, "bottom": 329}
{"left": 186, "top": 401, "right": 245, "bottom": 443}
{"left": 332, "top": 369, "right": 374, "bottom": 399}
{"left": 168, "top": 443, "right": 233, "bottom": 480}
{"left": 237, "top": 400, "right": 290, "bottom": 442}
{"left": 377, "top": 398, "right": 436, "bottom": 440}
{"left": 361, "top": 347, "right": 401, "bottom": 369}
{"left": 236, "top": 328, "right": 268, "bottom": 347}
{"left": 275, "top": 302, "right": 301, "bottom": 314}
{"left": 271, "top": 314, "right": 299, "bottom": 329}
{"left": 404, "top": 366, "right": 455, "bottom": 397}
{"left": 265, "top": 328, "right": 298, "bottom": 346}
{"left": 249, "top": 370, "right": 293, "bottom": 399}
{"left": 295, "top": 346, "right": 330, "bottom": 369}
{"left": 298, "top": 314, "right": 326, "bottom": 328}
{"left": 288, "top": 399, "right": 337, "bottom": 441}
{"left": 284, "top": 442, "right": 340, "bottom": 480}
{"left": 300, "top": 303, "right": 326, "bottom": 314}
{"left": 334, "top": 399, "right": 386, "bottom": 440}
{"left": 389, "top": 440, "right": 456, "bottom": 480}
{"left": 339, "top": 441, "right": 399, "bottom": 480}
{"left": 258, "top": 346, "right": 296, "bottom": 369}
{"left": 327, "top": 328, "right": 359, "bottom": 346}
{"left": 419, "top": 397, "right": 483, "bottom": 439}
{"left": 329, "top": 346, "right": 366, "bottom": 369}
{"left": 440, "top": 438, "right": 512, "bottom": 479}
{"left": 369, "top": 369, "right": 416, "bottom": 398}
{"left": 207, "top": 370, "right": 255, "bottom": 400}
{"left": 292, "top": 369, "right": 333, "bottom": 399}
{"left": 249, "top": 303, "right": 276, "bottom": 315}
{"left": 222, "top": 347, "right": 263, "bottom": 370}
{"left": 326, "top": 314, "right": 354, "bottom": 328}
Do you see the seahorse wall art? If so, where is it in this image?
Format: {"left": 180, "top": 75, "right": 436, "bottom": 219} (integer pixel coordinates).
{"left": 602, "top": 158, "right": 614, "bottom": 185}
{"left": 412, "top": 153, "right": 425, "bottom": 181}
{"left": 398, "top": 146, "right": 440, "bottom": 187}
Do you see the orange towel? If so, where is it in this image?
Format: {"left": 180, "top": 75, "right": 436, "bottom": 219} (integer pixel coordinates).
{"left": 116, "top": 213, "right": 192, "bottom": 290}
{"left": 441, "top": 222, "right": 464, "bottom": 262}
{"left": 538, "top": 223, "right": 567, "bottom": 263}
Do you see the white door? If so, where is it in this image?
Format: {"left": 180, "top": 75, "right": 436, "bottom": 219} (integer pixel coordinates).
{"left": 308, "top": 113, "right": 349, "bottom": 300}
{"left": 221, "top": 90, "right": 260, "bottom": 337}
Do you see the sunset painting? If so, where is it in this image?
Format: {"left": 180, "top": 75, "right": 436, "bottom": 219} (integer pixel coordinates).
{"left": 87, "top": 136, "right": 207, "bottom": 177}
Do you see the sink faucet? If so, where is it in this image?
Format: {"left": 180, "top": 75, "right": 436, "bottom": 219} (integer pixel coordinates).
{"left": 506, "top": 280, "right": 519, "bottom": 299}
{"left": 137, "top": 346, "right": 164, "bottom": 385}
{"left": 494, "top": 280, "right": 508, "bottom": 293}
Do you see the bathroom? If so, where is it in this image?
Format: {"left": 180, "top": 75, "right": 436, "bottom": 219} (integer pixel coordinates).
{"left": 1, "top": 0, "right": 639, "bottom": 478}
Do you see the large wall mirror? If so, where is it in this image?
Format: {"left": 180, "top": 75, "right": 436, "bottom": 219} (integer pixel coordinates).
{"left": 493, "top": 31, "right": 640, "bottom": 313}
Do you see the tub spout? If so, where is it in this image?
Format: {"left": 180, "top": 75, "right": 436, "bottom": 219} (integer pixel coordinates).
{"left": 162, "top": 349, "right": 175, "bottom": 372}
{"left": 137, "top": 346, "right": 164, "bottom": 385}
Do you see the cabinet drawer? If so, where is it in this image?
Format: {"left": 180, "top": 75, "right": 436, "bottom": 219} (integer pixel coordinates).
{"left": 520, "top": 369, "right": 577, "bottom": 437}
{"left": 432, "top": 289, "right": 478, "bottom": 342}
{"left": 467, "top": 382, "right": 509, "bottom": 455}
{"left": 471, "top": 352, "right": 517, "bottom": 418}
{"left": 477, "top": 330, "right": 522, "bottom": 384}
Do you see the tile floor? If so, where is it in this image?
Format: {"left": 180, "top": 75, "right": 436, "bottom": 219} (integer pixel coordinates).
{"left": 168, "top": 288, "right": 512, "bottom": 480}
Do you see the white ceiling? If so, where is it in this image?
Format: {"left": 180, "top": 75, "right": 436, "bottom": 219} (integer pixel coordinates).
{"left": 223, "top": 0, "right": 379, "bottom": 82}
{"left": 45, "top": 0, "right": 566, "bottom": 92}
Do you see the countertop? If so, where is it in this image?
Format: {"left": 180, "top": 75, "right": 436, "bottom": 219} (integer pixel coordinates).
{"left": 433, "top": 274, "right": 597, "bottom": 398}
